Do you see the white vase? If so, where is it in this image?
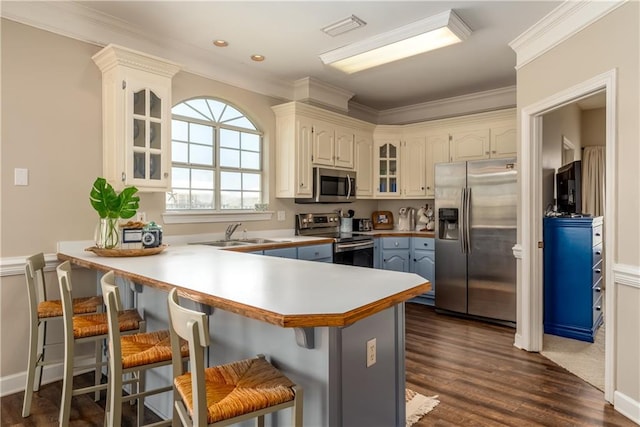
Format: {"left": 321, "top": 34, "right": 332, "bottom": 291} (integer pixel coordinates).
{"left": 94, "top": 218, "right": 120, "bottom": 249}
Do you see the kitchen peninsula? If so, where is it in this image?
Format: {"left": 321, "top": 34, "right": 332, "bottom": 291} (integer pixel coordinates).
{"left": 58, "top": 242, "right": 430, "bottom": 426}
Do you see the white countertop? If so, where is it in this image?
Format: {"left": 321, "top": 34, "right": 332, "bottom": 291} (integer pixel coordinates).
{"left": 57, "top": 243, "right": 429, "bottom": 328}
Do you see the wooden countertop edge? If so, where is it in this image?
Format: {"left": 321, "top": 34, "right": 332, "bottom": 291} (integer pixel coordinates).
{"left": 58, "top": 253, "right": 431, "bottom": 328}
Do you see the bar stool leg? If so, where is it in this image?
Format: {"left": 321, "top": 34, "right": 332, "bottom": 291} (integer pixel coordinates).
{"left": 137, "top": 369, "right": 145, "bottom": 427}
{"left": 59, "top": 325, "right": 75, "bottom": 426}
{"left": 35, "top": 321, "right": 46, "bottom": 390}
{"left": 22, "top": 320, "right": 41, "bottom": 417}
{"left": 94, "top": 339, "right": 102, "bottom": 401}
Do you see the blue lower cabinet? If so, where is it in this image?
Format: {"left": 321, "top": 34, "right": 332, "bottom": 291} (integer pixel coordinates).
{"left": 410, "top": 238, "right": 435, "bottom": 306}
{"left": 379, "top": 237, "right": 410, "bottom": 272}
{"left": 263, "top": 247, "right": 297, "bottom": 259}
{"left": 297, "top": 244, "right": 333, "bottom": 263}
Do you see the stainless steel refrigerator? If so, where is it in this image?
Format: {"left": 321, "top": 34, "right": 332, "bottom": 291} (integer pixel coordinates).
{"left": 434, "top": 158, "right": 517, "bottom": 323}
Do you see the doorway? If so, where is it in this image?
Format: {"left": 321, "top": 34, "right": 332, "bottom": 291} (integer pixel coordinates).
{"left": 517, "top": 69, "right": 617, "bottom": 403}
{"left": 539, "top": 91, "right": 607, "bottom": 392}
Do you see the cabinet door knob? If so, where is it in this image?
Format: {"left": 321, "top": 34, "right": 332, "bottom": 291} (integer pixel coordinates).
{"left": 595, "top": 306, "right": 602, "bottom": 311}
{"left": 300, "top": 183, "right": 304, "bottom": 187}
{"left": 595, "top": 251, "right": 601, "bottom": 255}
{"left": 424, "top": 243, "right": 429, "bottom": 247}
{"left": 595, "top": 233, "right": 601, "bottom": 237}
{"left": 595, "top": 269, "right": 601, "bottom": 274}
{"left": 394, "top": 242, "right": 399, "bottom": 247}
{"left": 595, "top": 287, "right": 602, "bottom": 292}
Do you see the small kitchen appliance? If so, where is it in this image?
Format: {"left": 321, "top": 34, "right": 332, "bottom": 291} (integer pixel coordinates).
{"left": 398, "top": 207, "right": 415, "bottom": 231}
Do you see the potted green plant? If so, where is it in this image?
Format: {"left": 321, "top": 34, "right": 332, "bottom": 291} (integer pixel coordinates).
{"left": 90, "top": 177, "right": 140, "bottom": 249}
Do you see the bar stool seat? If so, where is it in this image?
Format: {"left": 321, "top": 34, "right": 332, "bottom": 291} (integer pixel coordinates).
{"left": 72, "top": 309, "right": 141, "bottom": 338}
{"left": 22, "top": 253, "right": 104, "bottom": 418}
{"left": 37, "top": 296, "right": 103, "bottom": 318}
{"left": 173, "top": 356, "right": 296, "bottom": 424}
{"left": 101, "top": 270, "right": 189, "bottom": 427}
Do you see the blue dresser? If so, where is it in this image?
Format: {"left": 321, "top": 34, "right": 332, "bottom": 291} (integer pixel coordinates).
{"left": 543, "top": 216, "right": 604, "bottom": 342}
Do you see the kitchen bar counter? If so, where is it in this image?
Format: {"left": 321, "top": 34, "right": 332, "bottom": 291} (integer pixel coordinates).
{"left": 57, "top": 243, "right": 429, "bottom": 328}
{"left": 57, "top": 241, "right": 429, "bottom": 426}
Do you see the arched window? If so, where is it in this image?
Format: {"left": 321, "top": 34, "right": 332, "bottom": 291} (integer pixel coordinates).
{"left": 167, "top": 98, "right": 263, "bottom": 211}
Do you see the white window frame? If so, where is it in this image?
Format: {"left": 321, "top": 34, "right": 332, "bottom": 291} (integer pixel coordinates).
{"left": 162, "top": 98, "right": 272, "bottom": 224}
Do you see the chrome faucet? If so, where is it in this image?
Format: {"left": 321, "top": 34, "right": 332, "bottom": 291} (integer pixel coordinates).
{"left": 225, "top": 223, "right": 242, "bottom": 240}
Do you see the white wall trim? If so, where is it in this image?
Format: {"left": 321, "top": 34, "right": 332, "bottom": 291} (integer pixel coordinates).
{"left": 613, "top": 391, "right": 640, "bottom": 425}
{"left": 613, "top": 264, "right": 640, "bottom": 288}
{"left": 518, "top": 69, "right": 617, "bottom": 404}
{"left": 377, "top": 86, "right": 516, "bottom": 125}
{"left": 0, "top": 253, "right": 59, "bottom": 277}
{"left": 509, "top": 0, "right": 628, "bottom": 70}
{"left": 0, "top": 355, "right": 95, "bottom": 397}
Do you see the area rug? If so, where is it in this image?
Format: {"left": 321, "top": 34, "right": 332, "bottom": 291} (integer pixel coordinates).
{"left": 541, "top": 323, "right": 605, "bottom": 391}
{"left": 406, "top": 388, "right": 439, "bottom": 426}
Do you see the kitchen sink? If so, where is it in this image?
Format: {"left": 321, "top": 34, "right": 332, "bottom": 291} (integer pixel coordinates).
{"left": 239, "top": 238, "right": 282, "bottom": 244}
{"left": 191, "top": 238, "right": 291, "bottom": 247}
{"left": 193, "top": 240, "right": 251, "bottom": 247}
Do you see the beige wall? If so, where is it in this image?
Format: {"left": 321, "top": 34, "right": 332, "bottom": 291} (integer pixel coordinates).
{"left": 516, "top": 2, "right": 640, "bottom": 404}
{"left": 581, "top": 107, "right": 606, "bottom": 147}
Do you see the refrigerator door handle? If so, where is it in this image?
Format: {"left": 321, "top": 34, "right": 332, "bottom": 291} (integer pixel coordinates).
{"left": 465, "top": 187, "right": 472, "bottom": 253}
{"left": 460, "top": 187, "right": 466, "bottom": 253}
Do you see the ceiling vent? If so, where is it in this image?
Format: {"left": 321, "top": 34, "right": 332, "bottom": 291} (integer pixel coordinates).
{"left": 322, "top": 15, "right": 367, "bottom": 37}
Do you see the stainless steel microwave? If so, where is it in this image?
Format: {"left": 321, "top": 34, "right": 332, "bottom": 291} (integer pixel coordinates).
{"left": 295, "top": 168, "right": 356, "bottom": 204}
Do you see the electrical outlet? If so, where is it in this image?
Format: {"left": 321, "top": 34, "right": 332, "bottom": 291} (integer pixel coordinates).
{"left": 277, "top": 211, "right": 286, "bottom": 221}
{"left": 137, "top": 212, "right": 146, "bottom": 222}
{"left": 366, "top": 338, "right": 376, "bottom": 367}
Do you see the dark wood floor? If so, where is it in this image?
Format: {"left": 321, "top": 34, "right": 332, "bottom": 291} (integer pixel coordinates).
{"left": 2, "top": 304, "right": 636, "bottom": 426}
{"left": 405, "top": 302, "right": 635, "bottom": 426}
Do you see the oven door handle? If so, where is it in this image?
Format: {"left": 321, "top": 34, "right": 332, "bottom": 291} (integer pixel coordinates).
{"left": 335, "top": 241, "right": 374, "bottom": 251}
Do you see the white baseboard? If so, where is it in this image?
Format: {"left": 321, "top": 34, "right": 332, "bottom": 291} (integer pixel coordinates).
{"left": 0, "top": 355, "right": 96, "bottom": 397}
{"left": 614, "top": 391, "right": 640, "bottom": 425}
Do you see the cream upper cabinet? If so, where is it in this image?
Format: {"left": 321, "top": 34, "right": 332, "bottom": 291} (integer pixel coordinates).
{"left": 312, "top": 120, "right": 335, "bottom": 166}
{"left": 374, "top": 139, "right": 401, "bottom": 197}
{"left": 355, "top": 132, "right": 374, "bottom": 197}
{"left": 312, "top": 121, "right": 354, "bottom": 169}
{"left": 402, "top": 137, "right": 427, "bottom": 198}
{"left": 489, "top": 125, "right": 517, "bottom": 159}
{"left": 425, "top": 133, "right": 450, "bottom": 197}
{"left": 335, "top": 126, "right": 355, "bottom": 169}
{"left": 451, "top": 128, "right": 491, "bottom": 162}
{"left": 271, "top": 109, "right": 313, "bottom": 198}
{"left": 92, "top": 44, "right": 181, "bottom": 192}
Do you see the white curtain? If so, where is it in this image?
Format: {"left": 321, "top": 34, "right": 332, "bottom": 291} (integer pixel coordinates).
{"left": 582, "top": 146, "right": 605, "bottom": 216}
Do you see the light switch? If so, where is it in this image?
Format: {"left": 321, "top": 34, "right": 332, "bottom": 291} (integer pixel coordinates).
{"left": 14, "top": 168, "right": 28, "bottom": 186}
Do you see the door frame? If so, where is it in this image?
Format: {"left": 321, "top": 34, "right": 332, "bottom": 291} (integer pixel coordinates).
{"left": 516, "top": 69, "right": 617, "bottom": 403}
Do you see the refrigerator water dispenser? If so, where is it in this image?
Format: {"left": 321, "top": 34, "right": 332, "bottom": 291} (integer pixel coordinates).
{"left": 438, "top": 208, "right": 459, "bottom": 240}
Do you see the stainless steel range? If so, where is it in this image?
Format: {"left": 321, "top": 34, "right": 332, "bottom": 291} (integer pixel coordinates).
{"left": 295, "top": 213, "right": 374, "bottom": 268}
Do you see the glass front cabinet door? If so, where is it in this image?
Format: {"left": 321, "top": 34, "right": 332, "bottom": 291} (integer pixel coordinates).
{"left": 93, "top": 44, "right": 181, "bottom": 192}
{"left": 375, "top": 140, "right": 401, "bottom": 197}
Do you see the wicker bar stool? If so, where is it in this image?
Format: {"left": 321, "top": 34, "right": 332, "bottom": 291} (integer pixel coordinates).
{"left": 100, "top": 271, "right": 189, "bottom": 427}
{"left": 56, "top": 261, "right": 143, "bottom": 426}
{"left": 22, "top": 253, "right": 104, "bottom": 418}
{"left": 167, "top": 288, "right": 303, "bottom": 426}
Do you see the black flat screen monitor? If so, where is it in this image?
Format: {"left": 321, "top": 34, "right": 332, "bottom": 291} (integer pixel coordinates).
{"left": 556, "top": 160, "right": 582, "bottom": 214}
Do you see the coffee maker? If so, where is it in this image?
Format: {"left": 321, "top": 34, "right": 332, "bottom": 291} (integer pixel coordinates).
{"left": 398, "top": 207, "right": 416, "bottom": 231}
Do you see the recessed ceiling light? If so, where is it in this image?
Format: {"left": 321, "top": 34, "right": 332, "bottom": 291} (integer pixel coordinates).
{"left": 251, "top": 54, "right": 265, "bottom": 62}
{"left": 319, "top": 10, "right": 471, "bottom": 74}
{"left": 213, "top": 40, "right": 228, "bottom": 47}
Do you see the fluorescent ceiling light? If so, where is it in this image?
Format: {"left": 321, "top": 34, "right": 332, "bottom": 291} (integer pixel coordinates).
{"left": 319, "top": 10, "right": 471, "bottom": 74}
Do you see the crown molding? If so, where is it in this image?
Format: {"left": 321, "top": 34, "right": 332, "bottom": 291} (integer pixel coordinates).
{"left": 376, "top": 86, "right": 516, "bottom": 125}
{"left": 509, "top": 0, "right": 627, "bottom": 70}
{"left": 293, "top": 77, "right": 354, "bottom": 113}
